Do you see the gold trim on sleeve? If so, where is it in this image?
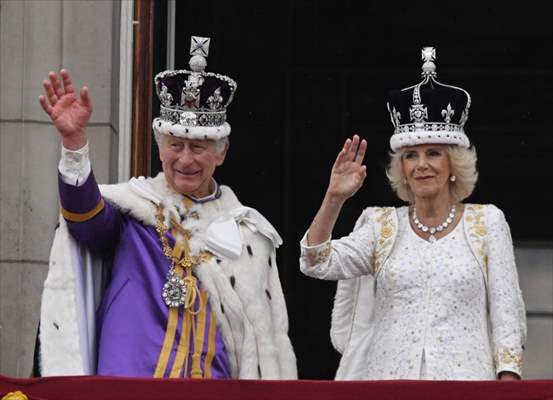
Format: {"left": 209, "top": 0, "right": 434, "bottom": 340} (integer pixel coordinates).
{"left": 305, "top": 241, "right": 332, "bottom": 266}
{"left": 495, "top": 347, "right": 523, "bottom": 370}
{"left": 60, "top": 198, "right": 105, "bottom": 222}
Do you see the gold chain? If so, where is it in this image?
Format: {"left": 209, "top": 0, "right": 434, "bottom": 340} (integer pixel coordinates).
{"left": 155, "top": 206, "right": 213, "bottom": 270}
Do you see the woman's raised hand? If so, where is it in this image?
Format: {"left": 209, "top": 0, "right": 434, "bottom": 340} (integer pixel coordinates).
{"left": 327, "top": 135, "right": 367, "bottom": 202}
{"left": 306, "top": 135, "right": 367, "bottom": 245}
{"left": 39, "top": 69, "right": 93, "bottom": 150}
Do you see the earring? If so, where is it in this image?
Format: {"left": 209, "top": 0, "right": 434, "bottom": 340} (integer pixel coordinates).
{"left": 450, "top": 175, "right": 456, "bottom": 182}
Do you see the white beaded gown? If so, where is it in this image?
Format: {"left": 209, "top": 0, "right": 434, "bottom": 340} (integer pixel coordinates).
{"left": 300, "top": 205, "right": 526, "bottom": 380}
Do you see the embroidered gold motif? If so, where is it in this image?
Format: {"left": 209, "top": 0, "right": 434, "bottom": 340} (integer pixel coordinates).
{"left": 466, "top": 204, "right": 488, "bottom": 272}
{"left": 381, "top": 225, "right": 393, "bottom": 239}
{"left": 306, "top": 241, "right": 332, "bottom": 265}
{"left": 475, "top": 224, "right": 487, "bottom": 236}
{"left": 374, "top": 207, "right": 395, "bottom": 274}
{"left": 495, "top": 347, "right": 523, "bottom": 370}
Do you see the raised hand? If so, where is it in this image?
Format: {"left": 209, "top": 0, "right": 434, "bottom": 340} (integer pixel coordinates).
{"left": 39, "top": 69, "right": 93, "bottom": 150}
{"left": 306, "top": 134, "right": 368, "bottom": 245}
{"left": 327, "top": 134, "right": 367, "bottom": 201}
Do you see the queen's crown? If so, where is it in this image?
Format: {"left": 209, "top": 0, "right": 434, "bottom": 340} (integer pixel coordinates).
{"left": 386, "top": 47, "right": 471, "bottom": 151}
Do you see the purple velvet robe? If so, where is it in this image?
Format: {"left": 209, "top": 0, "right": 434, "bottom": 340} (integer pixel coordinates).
{"left": 59, "top": 171, "right": 231, "bottom": 378}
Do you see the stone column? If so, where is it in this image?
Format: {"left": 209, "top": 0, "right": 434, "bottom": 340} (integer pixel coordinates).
{"left": 0, "top": 0, "right": 121, "bottom": 377}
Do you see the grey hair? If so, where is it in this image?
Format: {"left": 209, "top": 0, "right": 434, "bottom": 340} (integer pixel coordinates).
{"left": 155, "top": 134, "right": 229, "bottom": 155}
{"left": 386, "top": 145, "right": 478, "bottom": 203}
{"left": 214, "top": 136, "right": 229, "bottom": 154}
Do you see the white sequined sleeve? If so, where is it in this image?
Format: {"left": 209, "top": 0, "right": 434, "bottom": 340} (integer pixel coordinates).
{"left": 486, "top": 205, "right": 527, "bottom": 377}
{"left": 299, "top": 208, "right": 377, "bottom": 281}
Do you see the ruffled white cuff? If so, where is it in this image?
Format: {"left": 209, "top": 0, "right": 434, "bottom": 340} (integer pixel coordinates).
{"left": 58, "top": 143, "right": 91, "bottom": 187}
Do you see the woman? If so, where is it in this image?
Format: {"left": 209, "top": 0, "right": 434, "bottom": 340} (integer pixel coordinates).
{"left": 299, "top": 47, "right": 526, "bottom": 380}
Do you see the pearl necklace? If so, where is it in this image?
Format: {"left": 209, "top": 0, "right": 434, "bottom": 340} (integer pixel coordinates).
{"left": 412, "top": 204, "right": 457, "bottom": 243}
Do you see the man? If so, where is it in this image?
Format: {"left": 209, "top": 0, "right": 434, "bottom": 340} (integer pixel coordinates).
{"left": 37, "top": 36, "right": 297, "bottom": 379}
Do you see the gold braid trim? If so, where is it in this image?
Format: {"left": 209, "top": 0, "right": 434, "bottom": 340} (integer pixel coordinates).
{"left": 60, "top": 198, "right": 105, "bottom": 222}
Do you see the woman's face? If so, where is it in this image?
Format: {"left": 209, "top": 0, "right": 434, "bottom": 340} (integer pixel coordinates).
{"left": 401, "top": 144, "right": 451, "bottom": 201}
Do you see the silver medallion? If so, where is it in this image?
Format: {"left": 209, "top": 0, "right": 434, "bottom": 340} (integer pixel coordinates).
{"left": 162, "top": 270, "right": 186, "bottom": 308}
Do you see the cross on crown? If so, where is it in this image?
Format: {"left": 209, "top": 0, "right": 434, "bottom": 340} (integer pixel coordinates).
{"left": 190, "top": 36, "right": 210, "bottom": 57}
{"left": 421, "top": 47, "right": 436, "bottom": 63}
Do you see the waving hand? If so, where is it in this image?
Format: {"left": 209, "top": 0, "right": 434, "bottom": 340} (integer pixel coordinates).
{"left": 39, "top": 69, "right": 92, "bottom": 150}
{"left": 327, "top": 135, "right": 368, "bottom": 201}
{"left": 306, "top": 135, "right": 368, "bottom": 245}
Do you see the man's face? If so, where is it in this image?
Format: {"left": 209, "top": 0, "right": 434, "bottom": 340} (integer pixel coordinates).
{"left": 160, "top": 136, "right": 227, "bottom": 197}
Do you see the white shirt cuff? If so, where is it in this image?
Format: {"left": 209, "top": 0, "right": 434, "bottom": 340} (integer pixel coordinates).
{"left": 58, "top": 143, "right": 91, "bottom": 187}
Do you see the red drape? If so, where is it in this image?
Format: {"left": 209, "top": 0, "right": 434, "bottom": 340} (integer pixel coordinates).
{"left": 1, "top": 375, "right": 552, "bottom": 400}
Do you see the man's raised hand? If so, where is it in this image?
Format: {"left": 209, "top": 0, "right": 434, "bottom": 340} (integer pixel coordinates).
{"left": 39, "top": 69, "right": 92, "bottom": 150}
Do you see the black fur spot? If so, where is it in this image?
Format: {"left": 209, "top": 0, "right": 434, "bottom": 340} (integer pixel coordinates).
{"left": 53, "top": 322, "right": 59, "bottom": 330}
{"left": 230, "top": 276, "right": 235, "bottom": 288}
{"left": 265, "top": 290, "right": 271, "bottom": 300}
{"left": 247, "top": 245, "right": 253, "bottom": 256}
{"left": 221, "top": 304, "right": 225, "bottom": 314}
{"left": 158, "top": 121, "right": 162, "bottom": 127}
{"left": 268, "top": 256, "right": 272, "bottom": 267}
{"left": 204, "top": 135, "right": 208, "bottom": 139}
{"left": 216, "top": 258, "right": 222, "bottom": 264}
{"left": 185, "top": 128, "right": 189, "bottom": 133}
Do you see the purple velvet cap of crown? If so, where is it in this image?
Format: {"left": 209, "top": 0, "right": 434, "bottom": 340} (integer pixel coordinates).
{"left": 387, "top": 47, "right": 471, "bottom": 151}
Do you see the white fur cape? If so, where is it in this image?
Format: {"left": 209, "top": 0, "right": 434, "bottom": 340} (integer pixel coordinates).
{"left": 39, "top": 174, "right": 297, "bottom": 379}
